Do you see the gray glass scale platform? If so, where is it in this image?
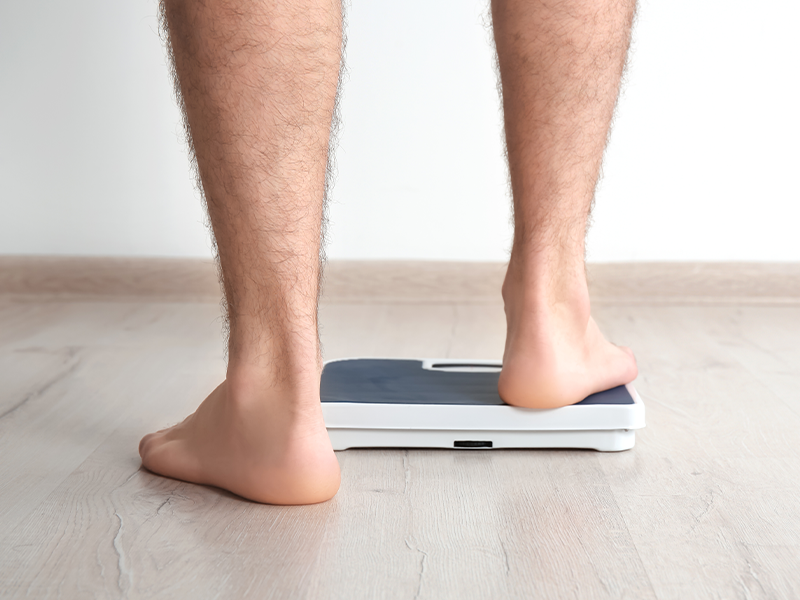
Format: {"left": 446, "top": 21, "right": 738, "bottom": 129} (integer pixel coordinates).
{"left": 321, "top": 358, "right": 645, "bottom": 452}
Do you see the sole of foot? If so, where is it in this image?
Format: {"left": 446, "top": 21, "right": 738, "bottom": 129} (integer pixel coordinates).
{"left": 139, "top": 379, "right": 340, "bottom": 505}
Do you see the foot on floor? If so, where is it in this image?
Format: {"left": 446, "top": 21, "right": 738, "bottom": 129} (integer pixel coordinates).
{"left": 139, "top": 373, "right": 340, "bottom": 505}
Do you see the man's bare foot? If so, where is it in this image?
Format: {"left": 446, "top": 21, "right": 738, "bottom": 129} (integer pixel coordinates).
{"left": 498, "top": 264, "right": 638, "bottom": 409}
{"left": 139, "top": 372, "right": 340, "bottom": 505}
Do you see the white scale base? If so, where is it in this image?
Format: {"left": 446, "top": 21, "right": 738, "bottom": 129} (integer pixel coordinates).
{"left": 321, "top": 358, "right": 645, "bottom": 452}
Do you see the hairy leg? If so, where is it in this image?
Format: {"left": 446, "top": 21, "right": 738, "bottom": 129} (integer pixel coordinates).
{"left": 492, "top": 0, "right": 638, "bottom": 408}
{"left": 139, "top": 0, "right": 342, "bottom": 504}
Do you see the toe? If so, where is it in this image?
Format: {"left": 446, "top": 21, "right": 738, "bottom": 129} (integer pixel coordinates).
{"left": 139, "top": 429, "right": 171, "bottom": 460}
{"left": 140, "top": 437, "right": 203, "bottom": 485}
{"left": 139, "top": 433, "right": 155, "bottom": 458}
{"left": 139, "top": 437, "right": 170, "bottom": 475}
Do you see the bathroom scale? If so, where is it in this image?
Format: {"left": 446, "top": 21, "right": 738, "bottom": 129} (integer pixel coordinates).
{"left": 321, "top": 358, "right": 645, "bottom": 452}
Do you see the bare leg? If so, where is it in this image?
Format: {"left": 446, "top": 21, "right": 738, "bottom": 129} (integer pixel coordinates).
{"left": 493, "top": 0, "right": 638, "bottom": 408}
{"left": 139, "top": 0, "right": 342, "bottom": 504}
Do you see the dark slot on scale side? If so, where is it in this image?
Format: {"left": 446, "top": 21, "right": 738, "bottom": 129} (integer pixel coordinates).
{"left": 453, "top": 440, "right": 493, "bottom": 448}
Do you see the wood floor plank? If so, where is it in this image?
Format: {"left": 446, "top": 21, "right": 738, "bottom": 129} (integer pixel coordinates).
{"left": 322, "top": 300, "right": 504, "bottom": 363}
{"left": 695, "top": 305, "right": 800, "bottom": 419}
{"left": 315, "top": 448, "right": 656, "bottom": 600}
{"left": 305, "top": 450, "right": 430, "bottom": 600}
{"left": 0, "top": 346, "right": 151, "bottom": 541}
{"left": 445, "top": 303, "right": 506, "bottom": 360}
{"left": 0, "top": 301, "right": 224, "bottom": 544}
{"left": 0, "top": 301, "right": 75, "bottom": 348}
{"left": 3, "top": 437, "right": 655, "bottom": 599}
{"left": 2, "top": 301, "right": 222, "bottom": 351}
{"left": 0, "top": 343, "right": 223, "bottom": 544}
{"left": 490, "top": 451, "right": 656, "bottom": 599}
{"left": 321, "top": 303, "right": 458, "bottom": 360}
{"left": 406, "top": 450, "right": 654, "bottom": 600}
{"left": 311, "top": 449, "right": 517, "bottom": 600}
{"left": 592, "top": 305, "right": 800, "bottom": 599}
{"left": 319, "top": 303, "right": 389, "bottom": 360}
{"left": 372, "top": 304, "right": 457, "bottom": 359}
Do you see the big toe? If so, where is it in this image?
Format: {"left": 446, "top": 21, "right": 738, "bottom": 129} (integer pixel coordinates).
{"left": 141, "top": 438, "right": 201, "bottom": 485}
{"left": 139, "top": 429, "right": 173, "bottom": 464}
{"left": 139, "top": 432, "right": 158, "bottom": 457}
{"left": 139, "top": 437, "right": 173, "bottom": 475}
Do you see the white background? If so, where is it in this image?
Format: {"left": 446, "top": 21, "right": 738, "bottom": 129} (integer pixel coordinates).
{"left": 1, "top": 0, "right": 798, "bottom": 262}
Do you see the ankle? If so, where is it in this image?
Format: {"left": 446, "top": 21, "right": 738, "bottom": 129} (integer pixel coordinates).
{"left": 225, "top": 318, "right": 321, "bottom": 392}
{"left": 505, "top": 248, "right": 588, "bottom": 302}
{"left": 224, "top": 361, "right": 321, "bottom": 411}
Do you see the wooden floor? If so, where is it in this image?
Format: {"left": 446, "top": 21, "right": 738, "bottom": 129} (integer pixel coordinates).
{"left": 2, "top": 259, "right": 800, "bottom": 599}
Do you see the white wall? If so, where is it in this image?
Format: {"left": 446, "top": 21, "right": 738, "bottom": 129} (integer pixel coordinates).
{"left": 1, "top": 0, "right": 798, "bottom": 262}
